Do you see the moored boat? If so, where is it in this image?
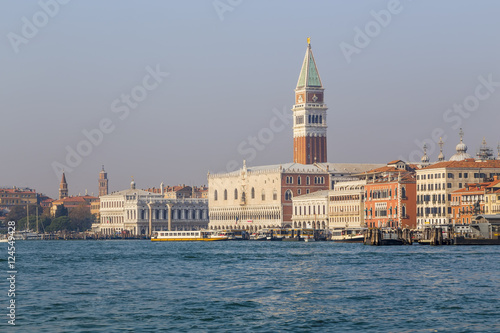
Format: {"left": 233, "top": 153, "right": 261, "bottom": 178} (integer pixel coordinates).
{"left": 331, "top": 228, "right": 366, "bottom": 243}
{"left": 151, "top": 230, "right": 228, "bottom": 241}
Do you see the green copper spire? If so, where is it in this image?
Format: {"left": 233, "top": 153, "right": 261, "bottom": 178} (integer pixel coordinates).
{"left": 296, "top": 38, "right": 323, "bottom": 89}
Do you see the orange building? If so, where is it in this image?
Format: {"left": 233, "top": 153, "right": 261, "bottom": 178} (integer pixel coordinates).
{"left": 363, "top": 161, "right": 417, "bottom": 229}
{"left": 449, "top": 181, "right": 500, "bottom": 224}
{"left": 50, "top": 195, "right": 98, "bottom": 216}
{"left": 0, "top": 187, "right": 38, "bottom": 208}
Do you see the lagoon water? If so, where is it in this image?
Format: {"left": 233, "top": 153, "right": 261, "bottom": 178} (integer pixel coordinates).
{"left": 5, "top": 241, "right": 500, "bottom": 332}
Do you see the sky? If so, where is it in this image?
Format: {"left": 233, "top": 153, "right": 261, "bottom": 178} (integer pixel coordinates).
{"left": 1, "top": 0, "right": 500, "bottom": 199}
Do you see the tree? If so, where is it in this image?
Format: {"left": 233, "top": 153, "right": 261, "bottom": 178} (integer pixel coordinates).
{"left": 46, "top": 216, "right": 71, "bottom": 232}
{"left": 69, "top": 204, "right": 93, "bottom": 232}
{"left": 54, "top": 205, "right": 68, "bottom": 218}
{"left": 5, "top": 206, "right": 26, "bottom": 223}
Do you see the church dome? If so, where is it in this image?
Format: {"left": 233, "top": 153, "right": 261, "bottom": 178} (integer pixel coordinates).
{"left": 450, "top": 129, "right": 472, "bottom": 161}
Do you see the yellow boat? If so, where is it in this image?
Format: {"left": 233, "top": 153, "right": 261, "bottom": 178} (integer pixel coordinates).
{"left": 151, "top": 230, "right": 228, "bottom": 242}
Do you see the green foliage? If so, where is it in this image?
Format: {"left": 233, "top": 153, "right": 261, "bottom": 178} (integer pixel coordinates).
{"left": 5, "top": 205, "right": 43, "bottom": 223}
{"left": 46, "top": 216, "right": 71, "bottom": 232}
{"left": 5, "top": 206, "right": 26, "bottom": 222}
{"left": 69, "top": 204, "right": 94, "bottom": 232}
{"left": 54, "top": 205, "right": 68, "bottom": 218}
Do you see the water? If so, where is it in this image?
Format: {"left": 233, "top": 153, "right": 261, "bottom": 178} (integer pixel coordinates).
{"left": 3, "top": 241, "right": 499, "bottom": 332}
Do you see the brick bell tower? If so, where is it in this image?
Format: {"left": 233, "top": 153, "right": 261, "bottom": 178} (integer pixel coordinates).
{"left": 293, "top": 38, "right": 327, "bottom": 164}
{"left": 98, "top": 165, "right": 108, "bottom": 196}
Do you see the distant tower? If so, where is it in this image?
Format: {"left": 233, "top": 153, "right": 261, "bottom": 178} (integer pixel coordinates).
{"left": 421, "top": 144, "right": 430, "bottom": 166}
{"left": 293, "top": 38, "right": 328, "bottom": 164}
{"left": 98, "top": 165, "right": 109, "bottom": 196}
{"left": 59, "top": 172, "right": 68, "bottom": 199}
{"left": 437, "top": 137, "right": 445, "bottom": 162}
{"left": 497, "top": 142, "right": 500, "bottom": 160}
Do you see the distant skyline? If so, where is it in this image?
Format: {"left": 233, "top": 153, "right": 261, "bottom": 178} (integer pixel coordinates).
{"left": 2, "top": 0, "right": 500, "bottom": 199}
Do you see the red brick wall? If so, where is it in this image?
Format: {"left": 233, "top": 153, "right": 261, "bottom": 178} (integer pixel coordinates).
{"left": 281, "top": 173, "right": 329, "bottom": 223}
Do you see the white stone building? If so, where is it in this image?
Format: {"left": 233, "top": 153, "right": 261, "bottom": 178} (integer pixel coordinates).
{"left": 328, "top": 180, "right": 367, "bottom": 230}
{"left": 93, "top": 180, "right": 209, "bottom": 236}
{"left": 291, "top": 190, "right": 329, "bottom": 229}
{"left": 208, "top": 162, "right": 330, "bottom": 231}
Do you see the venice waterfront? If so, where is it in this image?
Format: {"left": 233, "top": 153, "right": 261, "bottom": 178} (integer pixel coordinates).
{"left": 4, "top": 241, "right": 499, "bottom": 332}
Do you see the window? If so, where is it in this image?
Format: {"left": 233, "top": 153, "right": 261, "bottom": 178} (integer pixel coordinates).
{"left": 261, "top": 190, "right": 265, "bottom": 201}
{"left": 214, "top": 190, "right": 218, "bottom": 201}
{"left": 273, "top": 190, "right": 277, "bottom": 200}
{"left": 296, "top": 115, "right": 304, "bottom": 125}
{"left": 298, "top": 176, "right": 301, "bottom": 185}
{"left": 459, "top": 183, "right": 462, "bottom": 188}
{"left": 251, "top": 187, "right": 255, "bottom": 199}
{"left": 447, "top": 183, "right": 452, "bottom": 189}
{"left": 285, "top": 190, "right": 293, "bottom": 201}
{"left": 306, "top": 176, "right": 310, "bottom": 185}
{"left": 297, "top": 189, "right": 301, "bottom": 195}
{"left": 224, "top": 190, "right": 228, "bottom": 200}
{"left": 286, "top": 176, "right": 293, "bottom": 184}
{"left": 234, "top": 189, "right": 238, "bottom": 200}
{"left": 464, "top": 173, "right": 468, "bottom": 178}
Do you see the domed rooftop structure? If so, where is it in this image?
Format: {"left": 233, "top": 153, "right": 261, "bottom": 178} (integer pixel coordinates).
{"left": 421, "top": 144, "right": 430, "bottom": 165}
{"left": 449, "top": 128, "right": 472, "bottom": 161}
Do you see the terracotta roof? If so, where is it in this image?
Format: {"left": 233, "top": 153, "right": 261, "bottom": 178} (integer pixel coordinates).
{"left": 486, "top": 179, "right": 500, "bottom": 188}
{"left": 422, "top": 159, "right": 500, "bottom": 170}
{"left": 387, "top": 160, "right": 404, "bottom": 165}
{"left": 452, "top": 188, "right": 483, "bottom": 194}
{"left": 0, "top": 188, "right": 36, "bottom": 194}
{"left": 53, "top": 196, "right": 96, "bottom": 205}
{"left": 364, "top": 166, "right": 401, "bottom": 174}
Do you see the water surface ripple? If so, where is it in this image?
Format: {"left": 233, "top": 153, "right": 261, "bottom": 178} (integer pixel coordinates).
{"left": 5, "top": 241, "right": 500, "bottom": 332}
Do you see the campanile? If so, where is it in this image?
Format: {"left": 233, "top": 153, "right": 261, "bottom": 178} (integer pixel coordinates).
{"left": 292, "top": 38, "right": 328, "bottom": 164}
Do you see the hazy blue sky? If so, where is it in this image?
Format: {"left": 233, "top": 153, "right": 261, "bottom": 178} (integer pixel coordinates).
{"left": 2, "top": 0, "right": 500, "bottom": 199}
